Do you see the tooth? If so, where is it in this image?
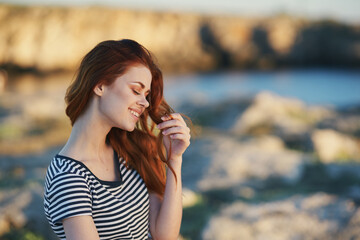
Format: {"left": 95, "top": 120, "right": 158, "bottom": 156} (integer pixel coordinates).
{"left": 130, "top": 110, "right": 139, "bottom": 117}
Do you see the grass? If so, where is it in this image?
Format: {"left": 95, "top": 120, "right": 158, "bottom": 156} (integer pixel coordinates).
{"left": 181, "top": 187, "right": 246, "bottom": 239}
{"left": 181, "top": 98, "right": 250, "bottom": 130}
{"left": 1, "top": 228, "right": 44, "bottom": 240}
{"left": 0, "top": 123, "right": 25, "bottom": 140}
{"left": 181, "top": 195, "right": 221, "bottom": 240}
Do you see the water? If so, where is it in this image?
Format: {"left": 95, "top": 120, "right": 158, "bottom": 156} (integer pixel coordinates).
{"left": 164, "top": 69, "right": 360, "bottom": 108}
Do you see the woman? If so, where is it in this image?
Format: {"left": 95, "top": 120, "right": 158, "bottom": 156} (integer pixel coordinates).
{"left": 43, "top": 39, "right": 191, "bottom": 240}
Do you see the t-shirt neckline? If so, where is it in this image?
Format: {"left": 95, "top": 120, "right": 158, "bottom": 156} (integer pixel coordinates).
{"left": 55, "top": 153, "right": 123, "bottom": 187}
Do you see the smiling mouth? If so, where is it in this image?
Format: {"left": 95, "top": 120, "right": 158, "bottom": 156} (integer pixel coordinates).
{"left": 129, "top": 109, "right": 140, "bottom": 118}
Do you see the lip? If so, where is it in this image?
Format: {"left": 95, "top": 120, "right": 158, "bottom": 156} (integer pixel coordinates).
{"left": 129, "top": 108, "right": 143, "bottom": 120}
{"left": 129, "top": 108, "right": 142, "bottom": 115}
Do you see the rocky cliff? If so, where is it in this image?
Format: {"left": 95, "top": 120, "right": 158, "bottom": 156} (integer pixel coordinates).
{"left": 1, "top": 4, "right": 360, "bottom": 74}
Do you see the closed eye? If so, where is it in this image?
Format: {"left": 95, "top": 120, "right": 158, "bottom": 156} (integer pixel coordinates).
{"left": 132, "top": 89, "right": 140, "bottom": 95}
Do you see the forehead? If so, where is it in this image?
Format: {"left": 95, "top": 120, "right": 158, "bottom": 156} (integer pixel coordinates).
{"left": 121, "top": 64, "right": 152, "bottom": 89}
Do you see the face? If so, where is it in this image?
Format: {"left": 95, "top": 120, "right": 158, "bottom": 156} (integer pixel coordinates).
{"left": 95, "top": 64, "right": 152, "bottom": 131}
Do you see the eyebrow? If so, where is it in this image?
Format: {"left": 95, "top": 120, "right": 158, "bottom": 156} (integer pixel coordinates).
{"left": 130, "top": 82, "right": 151, "bottom": 93}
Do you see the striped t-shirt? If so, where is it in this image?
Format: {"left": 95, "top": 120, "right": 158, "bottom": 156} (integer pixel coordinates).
{"left": 43, "top": 154, "right": 150, "bottom": 240}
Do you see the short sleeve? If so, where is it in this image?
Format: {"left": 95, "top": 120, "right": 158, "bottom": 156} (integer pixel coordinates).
{"left": 45, "top": 172, "right": 92, "bottom": 224}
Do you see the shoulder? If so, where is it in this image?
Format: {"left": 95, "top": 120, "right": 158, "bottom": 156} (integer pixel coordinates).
{"left": 44, "top": 156, "right": 93, "bottom": 224}
{"left": 44, "top": 155, "right": 91, "bottom": 194}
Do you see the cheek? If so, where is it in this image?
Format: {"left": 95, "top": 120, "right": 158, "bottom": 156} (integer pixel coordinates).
{"left": 106, "top": 89, "right": 133, "bottom": 111}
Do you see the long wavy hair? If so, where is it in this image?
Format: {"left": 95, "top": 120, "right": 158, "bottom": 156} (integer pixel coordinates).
{"left": 65, "top": 39, "right": 176, "bottom": 196}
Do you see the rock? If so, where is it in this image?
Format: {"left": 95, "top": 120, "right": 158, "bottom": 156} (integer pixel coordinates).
{"left": 0, "top": 69, "right": 7, "bottom": 93}
{"left": 318, "top": 114, "right": 360, "bottom": 136}
{"left": 247, "top": 134, "right": 285, "bottom": 152}
{"left": 197, "top": 134, "right": 307, "bottom": 191}
{"left": 0, "top": 147, "right": 61, "bottom": 239}
{"left": 232, "top": 91, "right": 334, "bottom": 137}
{"left": 338, "top": 207, "right": 360, "bottom": 240}
{"left": 1, "top": 5, "right": 360, "bottom": 73}
{"left": 0, "top": 183, "right": 57, "bottom": 239}
{"left": 0, "top": 5, "right": 208, "bottom": 73}
{"left": 182, "top": 188, "right": 201, "bottom": 208}
{"left": 311, "top": 129, "right": 360, "bottom": 162}
{"left": 266, "top": 16, "right": 300, "bottom": 54}
{"left": 202, "top": 193, "right": 355, "bottom": 240}
{"left": 0, "top": 189, "right": 31, "bottom": 233}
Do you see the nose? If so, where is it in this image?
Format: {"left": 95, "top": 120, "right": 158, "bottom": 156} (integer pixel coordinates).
{"left": 138, "top": 95, "right": 150, "bottom": 108}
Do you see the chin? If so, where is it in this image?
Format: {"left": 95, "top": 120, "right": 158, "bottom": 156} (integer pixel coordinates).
{"left": 124, "top": 124, "right": 136, "bottom": 132}
{"left": 127, "top": 127, "right": 136, "bottom": 132}
{"left": 114, "top": 122, "right": 136, "bottom": 132}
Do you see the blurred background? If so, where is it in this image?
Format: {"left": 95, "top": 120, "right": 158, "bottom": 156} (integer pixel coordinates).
{"left": 0, "top": 0, "right": 360, "bottom": 239}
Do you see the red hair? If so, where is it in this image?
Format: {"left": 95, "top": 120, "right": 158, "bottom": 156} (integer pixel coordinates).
{"left": 65, "top": 39, "right": 176, "bottom": 196}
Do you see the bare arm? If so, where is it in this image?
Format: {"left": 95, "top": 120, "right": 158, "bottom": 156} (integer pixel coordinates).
{"left": 149, "top": 157, "right": 183, "bottom": 240}
{"left": 150, "top": 113, "right": 190, "bottom": 240}
{"left": 63, "top": 215, "right": 100, "bottom": 240}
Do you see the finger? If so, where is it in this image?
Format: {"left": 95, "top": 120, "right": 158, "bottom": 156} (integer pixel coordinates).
{"left": 162, "top": 113, "right": 186, "bottom": 124}
{"left": 170, "top": 113, "right": 189, "bottom": 126}
{"left": 168, "top": 113, "right": 182, "bottom": 121}
{"left": 169, "top": 133, "right": 191, "bottom": 142}
{"left": 162, "top": 126, "right": 188, "bottom": 136}
{"left": 161, "top": 115, "right": 173, "bottom": 121}
{"left": 157, "top": 118, "right": 186, "bottom": 130}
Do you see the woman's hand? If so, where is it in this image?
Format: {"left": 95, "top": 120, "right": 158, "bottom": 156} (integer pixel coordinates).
{"left": 157, "top": 113, "right": 191, "bottom": 159}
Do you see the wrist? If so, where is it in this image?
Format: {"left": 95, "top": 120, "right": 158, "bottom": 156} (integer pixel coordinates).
{"left": 168, "top": 155, "right": 182, "bottom": 169}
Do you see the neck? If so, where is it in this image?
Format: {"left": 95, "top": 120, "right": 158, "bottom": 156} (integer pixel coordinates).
{"left": 60, "top": 103, "right": 113, "bottom": 162}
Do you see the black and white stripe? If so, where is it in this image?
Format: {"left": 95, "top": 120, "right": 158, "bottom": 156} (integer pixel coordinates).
{"left": 44, "top": 155, "right": 150, "bottom": 240}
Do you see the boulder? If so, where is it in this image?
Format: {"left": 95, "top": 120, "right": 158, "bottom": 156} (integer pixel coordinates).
{"left": 196, "top": 134, "right": 307, "bottom": 191}
{"left": 319, "top": 114, "right": 360, "bottom": 137}
{"left": 232, "top": 91, "right": 334, "bottom": 137}
{"left": 338, "top": 207, "right": 360, "bottom": 240}
{"left": 311, "top": 129, "right": 360, "bottom": 162}
{"left": 202, "top": 193, "right": 355, "bottom": 240}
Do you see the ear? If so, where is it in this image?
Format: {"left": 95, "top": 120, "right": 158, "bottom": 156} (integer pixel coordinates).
{"left": 93, "top": 83, "right": 104, "bottom": 96}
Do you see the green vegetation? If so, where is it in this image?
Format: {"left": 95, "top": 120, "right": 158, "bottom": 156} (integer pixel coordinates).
{"left": 181, "top": 195, "right": 220, "bottom": 240}
{"left": 0, "top": 122, "right": 24, "bottom": 140}
{"left": 1, "top": 228, "right": 44, "bottom": 240}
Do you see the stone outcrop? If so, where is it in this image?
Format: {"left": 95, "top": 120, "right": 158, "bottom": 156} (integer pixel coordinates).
{"left": 202, "top": 193, "right": 355, "bottom": 240}
{"left": 312, "top": 129, "right": 360, "bottom": 162}
{"left": 186, "top": 134, "right": 307, "bottom": 192}
{"left": 232, "top": 91, "right": 334, "bottom": 137}
{"left": 231, "top": 92, "right": 360, "bottom": 161}
{"left": 1, "top": 5, "right": 360, "bottom": 74}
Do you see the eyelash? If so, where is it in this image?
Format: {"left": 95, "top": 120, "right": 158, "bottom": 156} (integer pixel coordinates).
{"left": 133, "top": 89, "right": 150, "bottom": 101}
{"left": 132, "top": 89, "right": 140, "bottom": 95}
